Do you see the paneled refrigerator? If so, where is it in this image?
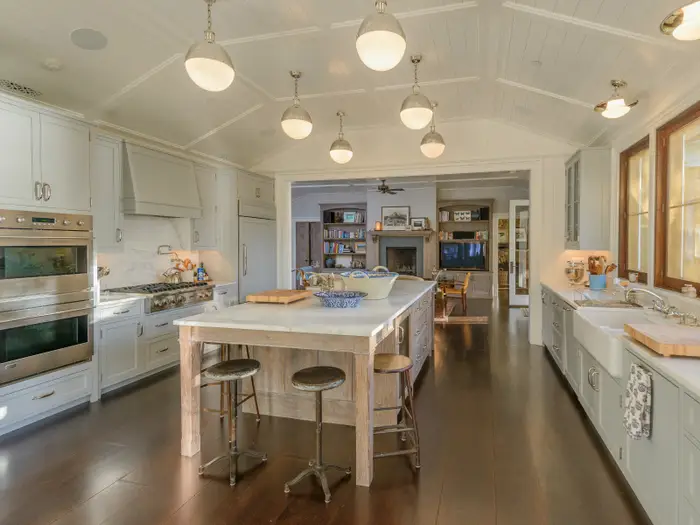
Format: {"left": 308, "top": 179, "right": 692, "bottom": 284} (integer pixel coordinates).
{"left": 238, "top": 213, "right": 277, "bottom": 303}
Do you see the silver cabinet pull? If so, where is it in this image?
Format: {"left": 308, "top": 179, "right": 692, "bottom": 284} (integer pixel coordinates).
{"left": 32, "top": 390, "right": 55, "bottom": 400}
{"left": 218, "top": 291, "right": 228, "bottom": 295}
{"left": 194, "top": 231, "right": 200, "bottom": 243}
{"left": 156, "top": 347, "right": 169, "bottom": 354}
{"left": 115, "top": 309, "right": 130, "bottom": 315}
{"left": 42, "top": 183, "right": 51, "bottom": 201}
{"left": 137, "top": 322, "right": 143, "bottom": 337}
{"left": 592, "top": 369, "right": 600, "bottom": 392}
{"left": 155, "top": 322, "right": 169, "bottom": 328}
{"left": 5, "top": 363, "right": 17, "bottom": 369}
{"left": 34, "top": 181, "right": 43, "bottom": 200}
{"left": 116, "top": 228, "right": 123, "bottom": 243}
{"left": 243, "top": 244, "right": 248, "bottom": 276}
{"left": 397, "top": 325, "right": 405, "bottom": 344}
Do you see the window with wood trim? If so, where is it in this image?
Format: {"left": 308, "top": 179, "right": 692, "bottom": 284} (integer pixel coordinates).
{"left": 656, "top": 100, "right": 700, "bottom": 291}
{"left": 619, "top": 137, "right": 650, "bottom": 284}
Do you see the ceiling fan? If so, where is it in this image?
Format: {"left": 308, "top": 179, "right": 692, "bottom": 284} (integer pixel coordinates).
{"left": 376, "top": 179, "right": 405, "bottom": 195}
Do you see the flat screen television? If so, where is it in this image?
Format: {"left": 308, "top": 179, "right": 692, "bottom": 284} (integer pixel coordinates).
{"left": 440, "top": 242, "right": 487, "bottom": 270}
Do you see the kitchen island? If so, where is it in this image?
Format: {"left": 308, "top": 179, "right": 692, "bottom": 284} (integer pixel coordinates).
{"left": 175, "top": 280, "right": 435, "bottom": 486}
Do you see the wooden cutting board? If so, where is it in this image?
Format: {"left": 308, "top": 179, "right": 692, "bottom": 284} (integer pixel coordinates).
{"left": 246, "top": 289, "right": 312, "bottom": 305}
{"left": 624, "top": 323, "right": 700, "bottom": 357}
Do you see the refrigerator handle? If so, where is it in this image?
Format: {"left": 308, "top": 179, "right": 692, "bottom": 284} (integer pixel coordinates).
{"left": 243, "top": 244, "right": 247, "bottom": 276}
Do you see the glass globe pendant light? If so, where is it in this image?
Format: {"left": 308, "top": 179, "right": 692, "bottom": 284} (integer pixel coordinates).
{"left": 329, "top": 111, "right": 353, "bottom": 165}
{"left": 400, "top": 55, "right": 433, "bottom": 130}
{"left": 281, "top": 71, "right": 313, "bottom": 140}
{"left": 594, "top": 80, "right": 638, "bottom": 119}
{"left": 356, "top": 0, "right": 407, "bottom": 72}
{"left": 185, "top": 0, "right": 235, "bottom": 92}
{"left": 421, "top": 102, "right": 445, "bottom": 159}
{"left": 661, "top": 2, "right": 700, "bottom": 41}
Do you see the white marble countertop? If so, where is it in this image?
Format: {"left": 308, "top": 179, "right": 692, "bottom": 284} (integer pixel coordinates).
{"left": 175, "top": 281, "right": 436, "bottom": 338}
{"left": 541, "top": 282, "right": 625, "bottom": 309}
{"left": 623, "top": 335, "right": 700, "bottom": 401}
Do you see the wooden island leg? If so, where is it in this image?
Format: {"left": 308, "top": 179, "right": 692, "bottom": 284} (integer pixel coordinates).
{"left": 354, "top": 352, "right": 374, "bottom": 486}
{"left": 180, "top": 326, "right": 202, "bottom": 457}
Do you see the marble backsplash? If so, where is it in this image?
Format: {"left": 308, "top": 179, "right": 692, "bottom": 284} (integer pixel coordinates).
{"left": 96, "top": 215, "right": 199, "bottom": 290}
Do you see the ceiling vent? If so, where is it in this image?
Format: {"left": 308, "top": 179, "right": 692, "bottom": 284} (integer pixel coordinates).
{"left": 0, "top": 80, "right": 41, "bottom": 99}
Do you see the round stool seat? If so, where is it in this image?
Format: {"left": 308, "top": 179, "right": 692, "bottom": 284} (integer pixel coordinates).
{"left": 203, "top": 359, "right": 260, "bottom": 381}
{"left": 374, "top": 354, "right": 413, "bottom": 374}
{"left": 291, "top": 366, "right": 345, "bottom": 392}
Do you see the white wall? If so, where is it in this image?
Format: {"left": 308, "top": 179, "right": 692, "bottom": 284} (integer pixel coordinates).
{"left": 96, "top": 215, "right": 199, "bottom": 289}
{"left": 437, "top": 186, "right": 529, "bottom": 213}
{"left": 292, "top": 189, "right": 367, "bottom": 220}
{"left": 367, "top": 185, "right": 437, "bottom": 229}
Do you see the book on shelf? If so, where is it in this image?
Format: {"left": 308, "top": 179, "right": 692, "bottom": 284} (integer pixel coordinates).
{"left": 355, "top": 242, "right": 366, "bottom": 254}
{"left": 323, "top": 228, "right": 366, "bottom": 240}
{"left": 323, "top": 241, "right": 357, "bottom": 254}
{"left": 323, "top": 210, "right": 366, "bottom": 224}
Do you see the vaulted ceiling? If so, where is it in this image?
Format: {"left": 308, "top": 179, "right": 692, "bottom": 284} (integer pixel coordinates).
{"left": 0, "top": 0, "right": 696, "bottom": 168}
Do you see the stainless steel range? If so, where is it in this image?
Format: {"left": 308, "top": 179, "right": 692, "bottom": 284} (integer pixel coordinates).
{"left": 105, "top": 282, "right": 214, "bottom": 313}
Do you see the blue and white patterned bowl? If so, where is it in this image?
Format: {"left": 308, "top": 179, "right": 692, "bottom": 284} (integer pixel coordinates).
{"left": 314, "top": 291, "right": 368, "bottom": 309}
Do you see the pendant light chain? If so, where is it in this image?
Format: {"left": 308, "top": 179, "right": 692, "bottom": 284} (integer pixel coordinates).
{"left": 293, "top": 75, "right": 300, "bottom": 107}
{"left": 338, "top": 111, "right": 345, "bottom": 139}
{"left": 412, "top": 57, "right": 421, "bottom": 95}
{"left": 430, "top": 101, "right": 437, "bottom": 132}
{"left": 204, "top": 0, "right": 215, "bottom": 43}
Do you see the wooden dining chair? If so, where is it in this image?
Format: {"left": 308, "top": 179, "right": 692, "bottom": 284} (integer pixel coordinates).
{"left": 443, "top": 272, "right": 471, "bottom": 313}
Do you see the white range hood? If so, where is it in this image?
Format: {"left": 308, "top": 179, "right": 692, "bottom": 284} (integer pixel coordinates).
{"left": 122, "top": 143, "right": 202, "bottom": 219}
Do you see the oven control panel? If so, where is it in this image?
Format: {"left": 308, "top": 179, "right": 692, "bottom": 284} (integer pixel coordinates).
{"left": 0, "top": 209, "right": 92, "bottom": 231}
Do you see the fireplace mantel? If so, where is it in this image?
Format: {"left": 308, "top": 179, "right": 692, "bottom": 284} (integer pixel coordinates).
{"left": 370, "top": 229, "right": 434, "bottom": 243}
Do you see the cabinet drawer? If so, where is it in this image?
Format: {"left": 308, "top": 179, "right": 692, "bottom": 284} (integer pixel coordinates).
{"left": 99, "top": 300, "right": 143, "bottom": 322}
{"left": 0, "top": 369, "right": 91, "bottom": 430}
{"left": 551, "top": 326, "right": 564, "bottom": 366}
{"left": 684, "top": 435, "right": 700, "bottom": 513}
{"left": 682, "top": 498, "right": 700, "bottom": 525}
{"left": 684, "top": 394, "right": 700, "bottom": 443}
{"left": 551, "top": 301, "right": 564, "bottom": 334}
{"left": 147, "top": 335, "right": 179, "bottom": 371}
{"left": 144, "top": 311, "right": 178, "bottom": 339}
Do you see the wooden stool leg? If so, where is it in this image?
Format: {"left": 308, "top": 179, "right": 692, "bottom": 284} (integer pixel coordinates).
{"left": 245, "top": 345, "right": 262, "bottom": 422}
{"left": 405, "top": 369, "right": 421, "bottom": 469}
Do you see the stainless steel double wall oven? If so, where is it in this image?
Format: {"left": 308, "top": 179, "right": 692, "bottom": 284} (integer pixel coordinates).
{"left": 0, "top": 210, "right": 93, "bottom": 385}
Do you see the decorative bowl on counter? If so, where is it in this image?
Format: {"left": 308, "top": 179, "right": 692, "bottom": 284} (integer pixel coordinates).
{"left": 314, "top": 291, "right": 368, "bottom": 309}
{"left": 339, "top": 269, "right": 399, "bottom": 300}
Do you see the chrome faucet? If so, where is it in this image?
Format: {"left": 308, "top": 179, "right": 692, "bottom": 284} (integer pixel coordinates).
{"left": 625, "top": 288, "right": 669, "bottom": 311}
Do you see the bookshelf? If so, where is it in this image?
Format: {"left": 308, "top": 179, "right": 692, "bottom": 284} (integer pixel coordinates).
{"left": 320, "top": 204, "right": 367, "bottom": 271}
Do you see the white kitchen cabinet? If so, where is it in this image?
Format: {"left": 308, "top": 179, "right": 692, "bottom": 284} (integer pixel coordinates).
{"left": 39, "top": 114, "right": 90, "bottom": 211}
{"left": 0, "top": 100, "right": 41, "bottom": 206}
{"left": 681, "top": 498, "right": 700, "bottom": 525}
{"left": 100, "top": 318, "right": 143, "bottom": 389}
{"left": 91, "top": 135, "right": 123, "bottom": 251}
{"left": 567, "top": 342, "right": 583, "bottom": 396}
{"left": 624, "top": 350, "right": 679, "bottom": 525}
{"left": 146, "top": 335, "right": 179, "bottom": 371}
{"left": 238, "top": 171, "right": 274, "bottom": 204}
{"left": 683, "top": 435, "right": 700, "bottom": 513}
{"left": 542, "top": 289, "right": 553, "bottom": 351}
{"left": 580, "top": 348, "right": 600, "bottom": 424}
{"left": 551, "top": 325, "right": 564, "bottom": 370}
{"left": 599, "top": 366, "right": 625, "bottom": 465}
{"left": 565, "top": 148, "right": 611, "bottom": 250}
{"left": 192, "top": 165, "right": 218, "bottom": 250}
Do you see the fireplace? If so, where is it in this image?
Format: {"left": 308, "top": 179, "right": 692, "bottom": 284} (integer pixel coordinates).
{"left": 387, "top": 247, "right": 417, "bottom": 275}
{"left": 379, "top": 236, "right": 424, "bottom": 276}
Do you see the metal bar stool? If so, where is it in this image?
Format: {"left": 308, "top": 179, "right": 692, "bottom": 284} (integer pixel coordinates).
{"left": 373, "top": 354, "right": 421, "bottom": 469}
{"left": 284, "top": 366, "right": 352, "bottom": 503}
{"left": 201, "top": 344, "right": 261, "bottom": 422}
{"left": 199, "top": 358, "right": 267, "bottom": 486}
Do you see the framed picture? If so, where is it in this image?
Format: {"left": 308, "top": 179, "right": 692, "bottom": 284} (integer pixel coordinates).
{"left": 410, "top": 217, "right": 427, "bottom": 230}
{"left": 516, "top": 228, "right": 527, "bottom": 242}
{"left": 453, "top": 210, "right": 471, "bottom": 222}
{"left": 343, "top": 211, "right": 356, "bottom": 223}
{"left": 381, "top": 206, "right": 410, "bottom": 230}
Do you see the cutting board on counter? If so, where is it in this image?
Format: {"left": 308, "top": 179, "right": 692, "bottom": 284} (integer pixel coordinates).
{"left": 246, "top": 289, "right": 312, "bottom": 305}
{"left": 624, "top": 324, "right": 700, "bottom": 357}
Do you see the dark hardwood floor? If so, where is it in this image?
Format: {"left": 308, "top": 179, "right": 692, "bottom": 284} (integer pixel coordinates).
{"left": 0, "top": 297, "right": 649, "bottom": 525}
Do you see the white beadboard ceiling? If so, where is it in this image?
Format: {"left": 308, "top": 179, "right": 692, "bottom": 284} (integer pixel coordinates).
{"left": 0, "top": 0, "right": 695, "bottom": 167}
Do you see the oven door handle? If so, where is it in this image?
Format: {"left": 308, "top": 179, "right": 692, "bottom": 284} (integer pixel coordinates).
{"left": 0, "top": 305, "right": 92, "bottom": 328}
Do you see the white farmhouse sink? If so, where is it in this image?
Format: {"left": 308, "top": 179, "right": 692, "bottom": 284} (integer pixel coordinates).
{"left": 573, "top": 309, "right": 664, "bottom": 378}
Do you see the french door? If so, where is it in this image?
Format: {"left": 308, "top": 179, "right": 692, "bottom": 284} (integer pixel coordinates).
{"left": 509, "top": 200, "right": 530, "bottom": 306}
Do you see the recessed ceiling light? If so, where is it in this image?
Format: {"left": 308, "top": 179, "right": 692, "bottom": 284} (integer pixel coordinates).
{"left": 661, "top": 2, "right": 700, "bottom": 40}
{"left": 70, "top": 28, "right": 108, "bottom": 50}
{"left": 42, "top": 58, "right": 63, "bottom": 71}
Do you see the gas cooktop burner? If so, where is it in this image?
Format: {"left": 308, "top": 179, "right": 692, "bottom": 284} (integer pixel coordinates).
{"left": 105, "top": 282, "right": 214, "bottom": 313}
{"left": 108, "top": 282, "right": 211, "bottom": 295}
